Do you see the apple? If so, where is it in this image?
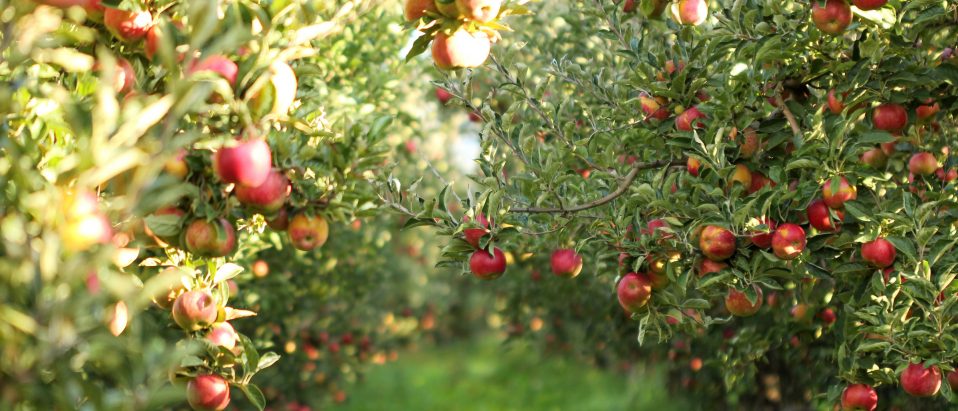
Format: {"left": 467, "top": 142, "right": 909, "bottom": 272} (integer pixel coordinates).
{"left": 100, "top": 57, "right": 136, "bottom": 95}
{"left": 214, "top": 139, "right": 272, "bottom": 188}
{"left": 675, "top": 106, "right": 705, "bottom": 131}
{"left": 469, "top": 247, "right": 507, "bottom": 280}
{"left": 948, "top": 369, "right": 958, "bottom": 391}
{"left": 880, "top": 141, "right": 896, "bottom": 156}
{"left": 266, "top": 208, "right": 289, "bottom": 230}
{"left": 455, "top": 0, "right": 502, "bottom": 23}
{"left": 852, "top": 0, "right": 886, "bottom": 10}
{"left": 164, "top": 149, "right": 189, "bottom": 179}
{"left": 657, "top": 59, "right": 686, "bottom": 81}
{"left": 235, "top": 169, "right": 290, "bottom": 214}
{"left": 698, "top": 225, "right": 736, "bottom": 261}
{"left": 172, "top": 289, "right": 218, "bottom": 331}
{"left": 900, "top": 362, "right": 941, "bottom": 397}
{"left": 288, "top": 213, "right": 329, "bottom": 251}
{"left": 249, "top": 61, "right": 298, "bottom": 118}
{"left": 936, "top": 168, "right": 958, "bottom": 182}
{"left": 698, "top": 258, "right": 727, "bottom": 277}
{"left": 207, "top": 322, "right": 239, "bottom": 351}
{"left": 103, "top": 8, "right": 152, "bottom": 42}
{"left": 724, "top": 285, "right": 763, "bottom": 317}
{"left": 107, "top": 301, "right": 128, "bottom": 336}
{"left": 670, "top": 0, "right": 708, "bottom": 26}
{"left": 872, "top": 103, "right": 908, "bottom": 132}
{"left": 819, "top": 308, "right": 837, "bottom": 325}
{"left": 623, "top": 0, "right": 636, "bottom": 13}
{"left": 790, "top": 303, "right": 811, "bottom": 321}
{"left": 617, "top": 272, "right": 652, "bottom": 313}
{"left": 807, "top": 199, "right": 843, "bottom": 232}
{"left": 551, "top": 249, "right": 583, "bottom": 278}
{"left": 184, "top": 218, "right": 236, "bottom": 257}
{"left": 748, "top": 217, "right": 777, "bottom": 248}
{"left": 861, "top": 238, "right": 895, "bottom": 268}
{"left": 644, "top": 218, "right": 673, "bottom": 240}
{"left": 61, "top": 212, "right": 113, "bottom": 251}
{"left": 908, "top": 152, "right": 937, "bottom": 176}
{"left": 252, "top": 260, "right": 269, "bottom": 278}
{"left": 747, "top": 171, "right": 773, "bottom": 194}
{"left": 737, "top": 128, "right": 761, "bottom": 159}
{"left": 827, "top": 89, "right": 846, "bottom": 114}
{"left": 404, "top": 0, "right": 439, "bottom": 21}
{"left": 727, "top": 163, "right": 752, "bottom": 191}
{"left": 916, "top": 102, "right": 940, "bottom": 121}
{"left": 435, "top": 87, "right": 453, "bottom": 104}
{"left": 822, "top": 176, "right": 856, "bottom": 208}
{"left": 861, "top": 147, "right": 887, "bottom": 169}
{"left": 462, "top": 213, "right": 491, "bottom": 249}
{"left": 687, "top": 157, "right": 701, "bottom": 176}
{"left": 640, "top": 93, "right": 670, "bottom": 121}
{"left": 187, "top": 55, "right": 238, "bottom": 86}
{"left": 431, "top": 29, "right": 491, "bottom": 70}
{"left": 187, "top": 374, "right": 230, "bottom": 411}
{"left": 771, "top": 223, "right": 806, "bottom": 260}
{"left": 811, "top": 0, "right": 852, "bottom": 36}
{"left": 840, "top": 384, "right": 877, "bottom": 411}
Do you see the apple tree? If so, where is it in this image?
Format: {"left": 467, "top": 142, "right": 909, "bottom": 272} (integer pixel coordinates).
{"left": 391, "top": 0, "right": 958, "bottom": 408}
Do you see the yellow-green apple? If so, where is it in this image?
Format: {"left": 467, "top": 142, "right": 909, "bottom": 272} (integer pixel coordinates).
{"left": 288, "top": 213, "right": 329, "bottom": 251}
{"left": 617, "top": 272, "right": 652, "bottom": 313}
{"left": 675, "top": 106, "right": 705, "bottom": 131}
{"left": 670, "top": 0, "right": 708, "bottom": 26}
{"left": 771, "top": 223, "right": 805, "bottom": 260}
{"left": 235, "top": 169, "right": 290, "bottom": 215}
{"left": 699, "top": 225, "right": 736, "bottom": 261}
{"left": 431, "top": 29, "right": 491, "bottom": 70}
{"left": 811, "top": 0, "right": 851, "bottom": 36}
{"left": 807, "top": 199, "right": 843, "bottom": 232}
{"left": 214, "top": 139, "right": 272, "bottom": 187}
{"left": 186, "top": 374, "right": 230, "bottom": 411}
{"left": 861, "top": 238, "right": 895, "bottom": 268}
{"left": 724, "top": 285, "right": 763, "bottom": 317}
{"left": 404, "top": 0, "right": 439, "bottom": 21}
{"left": 852, "top": 0, "right": 886, "bottom": 10}
{"left": 840, "top": 384, "right": 877, "bottom": 411}
{"left": 172, "top": 289, "right": 218, "bottom": 331}
{"left": 900, "top": 362, "right": 941, "bottom": 397}
{"left": 103, "top": 7, "right": 152, "bottom": 42}
{"left": 184, "top": 218, "right": 236, "bottom": 257}
{"left": 872, "top": 103, "right": 908, "bottom": 132}
{"left": 822, "top": 176, "right": 856, "bottom": 208}
{"left": 469, "top": 247, "right": 507, "bottom": 279}
{"left": 164, "top": 149, "right": 189, "bottom": 179}
{"left": 908, "top": 152, "right": 937, "bottom": 176}
{"left": 550, "top": 248, "right": 583, "bottom": 278}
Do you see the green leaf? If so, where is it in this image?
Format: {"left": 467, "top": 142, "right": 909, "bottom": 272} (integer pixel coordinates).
{"left": 240, "top": 384, "right": 267, "bottom": 411}
{"left": 256, "top": 352, "right": 281, "bottom": 372}
{"left": 212, "top": 263, "right": 244, "bottom": 284}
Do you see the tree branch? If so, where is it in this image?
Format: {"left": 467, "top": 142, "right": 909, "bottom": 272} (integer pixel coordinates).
{"left": 510, "top": 159, "right": 681, "bottom": 214}
{"left": 778, "top": 94, "right": 801, "bottom": 137}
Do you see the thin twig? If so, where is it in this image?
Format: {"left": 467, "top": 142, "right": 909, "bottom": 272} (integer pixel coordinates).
{"left": 510, "top": 159, "right": 680, "bottom": 214}
{"left": 778, "top": 94, "right": 801, "bottom": 137}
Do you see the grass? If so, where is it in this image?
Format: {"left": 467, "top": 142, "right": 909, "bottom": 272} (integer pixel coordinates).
{"left": 337, "top": 336, "right": 688, "bottom": 411}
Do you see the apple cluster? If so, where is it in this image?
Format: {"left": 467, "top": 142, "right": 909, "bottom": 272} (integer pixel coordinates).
{"left": 403, "top": 0, "right": 522, "bottom": 70}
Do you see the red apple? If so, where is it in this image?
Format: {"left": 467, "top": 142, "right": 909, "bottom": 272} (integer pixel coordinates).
{"left": 947, "top": 369, "right": 958, "bottom": 391}
{"left": 103, "top": 57, "right": 136, "bottom": 95}
{"left": 771, "top": 223, "right": 806, "bottom": 260}
{"left": 404, "top": 0, "right": 439, "bottom": 21}
{"left": 916, "top": 102, "right": 940, "bottom": 121}
{"left": 699, "top": 225, "right": 736, "bottom": 261}
{"left": 827, "top": 89, "right": 846, "bottom": 114}
{"left": 188, "top": 55, "right": 238, "bottom": 86}
{"left": 288, "top": 213, "right": 329, "bottom": 251}
{"left": 840, "top": 383, "right": 877, "bottom": 411}
{"left": 462, "top": 213, "right": 490, "bottom": 249}
{"left": 103, "top": 8, "right": 152, "bottom": 42}
{"left": 807, "top": 199, "right": 843, "bottom": 232}
{"left": 687, "top": 157, "right": 701, "bottom": 177}
{"left": 207, "top": 322, "right": 239, "bottom": 351}
{"left": 640, "top": 93, "right": 670, "bottom": 121}
{"left": 852, "top": 0, "right": 886, "bottom": 10}
{"left": 822, "top": 176, "right": 856, "bottom": 208}
{"left": 617, "top": 272, "right": 652, "bottom": 313}
{"left": 172, "top": 289, "right": 219, "bottom": 331}
{"left": 724, "top": 285, "right": 763, "bottom": 317}
{"left": 861, "top": 147, "right": 887, "bottom": 169}
{"left": 435, "top": 87, "right": 453, "bottom": 104}
{"left": 698, "top": 258, "right": 727, "bottom": 276}
{"left": 266, "top": 208, "right": 289, "bottom": 230}
{"left": 728, "top": 163, "right": 752, "bottom": 190}
{"left": 644, "top": 218, "right": 673, "bottom": 240}
{"left": 936, "top": 168, "right": 958, "bottom": 182}
{"left": 670, "top": 0, "right": 708, "bottom": 26}
{"left": 187, "top": 374, "right": 230, "bottom": 411}
{"left": 811, "top": 0, "right": 852, "bottom": 36}
{"left": 184, "top": 218, "right": 236, "bottom": 257}
{"left": 469, "top": 247, "right": 507, "bottom": 280}
{"left": 749, "top": 217, "right": 777, "bottom": 248}
{"left": 61, "top": 212, "right": 113, "bottom": 252}
{"left": 623, "top": 0, "right": 636, "bottom": 13}
{"left": 235, "top": 169, "right": 290, "bottom": 215}
{"left": 214, "top": 139, "right": 272, "bottom": 188}
{"left": 908, "top": 152, "right": 937, "bottom": 176}
{"left": 431, "top": 29, "right": 491, "bottom": 70}
{"left": 675, "top": 106, "right": 706, "bottom": 131}
{"left": 861, "top": 238, "right": 895, "bottom": 268}
{"left": 551, "top": 249, "right": 583, "bottom": 278}
{"left": 455, "top": 0, "right": 502, "bottom": 23}
{"left": 872, "top": 103, "right": 908, "bottom": 132}
{"left": 747, "top": 171, "right": 773, "bottom": 194}
{"left": 737, "top": 128, "right": 761, "bottom": 159}
{"left": 819, "top": 308, "right": 837, "bottom": 325}
{"left": 900, "top": 362, "right": 941, "bottom": 397}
